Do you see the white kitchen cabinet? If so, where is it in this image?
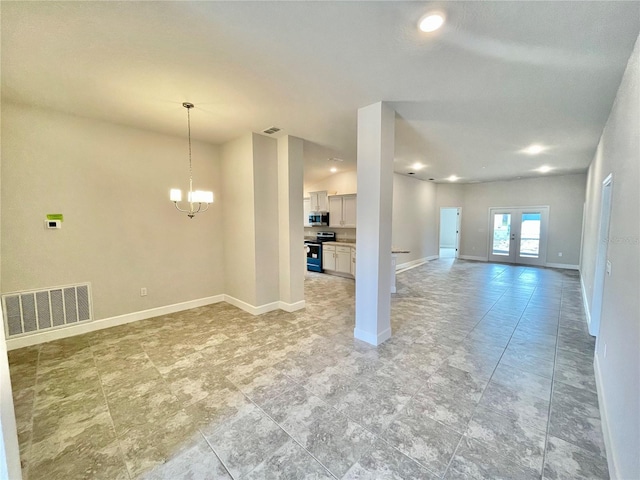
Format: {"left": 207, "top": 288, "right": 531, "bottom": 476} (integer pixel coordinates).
{"left": 350, "top": 248, "right": 356, "bottom": 276}
{"left": 329, "top": 194, "right": 357, "bottom": 228}
{"left": 309, "top": 191, "right": 328, "bottom": 212}
{"left": 336, "top": 246, "right": 351, "bottom": 274}
{"left": 323, "top": 244, "right": 355, "bottom": 277}
{"left": 303, "top": 198, "right": 311, "bottom": 227}
{"left": 322, "top": 244, "right": 336, "bottom": 270}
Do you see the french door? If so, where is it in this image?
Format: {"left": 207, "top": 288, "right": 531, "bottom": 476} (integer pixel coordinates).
{"left": 488, "top": 206, "right": 549, "bottom": 266}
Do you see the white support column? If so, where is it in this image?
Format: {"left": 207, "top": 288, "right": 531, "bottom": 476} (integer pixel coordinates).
{"left": 354, "top": 102, "right": 395, "bottom": 345}
{"left": 277, "top": 136, "right": 305, "bottom": 311}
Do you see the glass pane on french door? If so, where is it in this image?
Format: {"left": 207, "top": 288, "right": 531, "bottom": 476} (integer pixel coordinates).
{"left": 519, "top": 212, "right": 541, "bottom": 258}
{"left": 492, "top": 213, "right": 512, "bottom": 256}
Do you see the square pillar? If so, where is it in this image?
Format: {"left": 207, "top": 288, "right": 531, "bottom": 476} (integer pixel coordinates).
{"left": 354, "top": 102, "right": 395, "bottom": 345}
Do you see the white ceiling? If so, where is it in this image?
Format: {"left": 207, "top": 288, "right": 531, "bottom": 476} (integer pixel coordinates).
{"left": 2, "top": 1, "right": 639, "bottom": 185}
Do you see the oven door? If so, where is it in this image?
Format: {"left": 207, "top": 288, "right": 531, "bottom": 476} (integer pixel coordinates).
{"left": 305, "top": 242, "right": 322, "bottom": 272}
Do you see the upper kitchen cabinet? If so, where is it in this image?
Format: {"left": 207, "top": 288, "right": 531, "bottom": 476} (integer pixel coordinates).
{"left": 303, "top": 198, "right": 311, "bottom": 227}
{"left": 309, "top": 191, "right": 328, "bottom": 212}
{"left": 329, "top": 194, "right": 357, "bottom": 228}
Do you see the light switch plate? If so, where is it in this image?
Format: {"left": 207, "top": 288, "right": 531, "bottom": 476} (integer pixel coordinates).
{"left": 606, "top": 260, "right": 612, "bottom": 276}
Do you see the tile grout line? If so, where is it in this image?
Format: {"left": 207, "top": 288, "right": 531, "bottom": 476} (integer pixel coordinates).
{"left": 221, "top": 375, "right": 340, "bottom": 480}
{"left": 90, "top": 340, "right": 135, "bottom": 480}
{"left": 541, "top": 277, "right": 572, "bottom": 476}
{"left": 442, "top": 269, "right": 550, "bottom": 478}
{"left": 23, "top": 345, "right": 42, "bottom": 480}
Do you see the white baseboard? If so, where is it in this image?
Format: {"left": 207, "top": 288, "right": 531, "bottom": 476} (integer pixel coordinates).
{"left": 594, "top": 354, "right": 619, "bottom": 480}
{"left": 6, "top": 294, "right": 306, "bottom": 350}
{"left": 545, "top": 262, "right": 579, "bottom": 270}
{"left": 396, "top": 256, "right": 436, "bottom": 273}
{"left": 223, "top": 295, "right": 280, "bottom": 316}
{"left": 580, "top": 273, "right": 593, "bottom": 333}
{"left": 279, "top": 300, "right": 306, "bottom": 312}
{"left": 354, "top": 326, "right": 391, "bottom": 346}
{"left": 459, "top": 255, "right": 488, "bottom": 262}
{"left": 6, "top": 295, "right": 225, "bottom": 351}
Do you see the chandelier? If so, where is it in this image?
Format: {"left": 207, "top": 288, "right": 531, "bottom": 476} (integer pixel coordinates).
{"left": 170, "top": 102, "right": 214, "bottom": 218}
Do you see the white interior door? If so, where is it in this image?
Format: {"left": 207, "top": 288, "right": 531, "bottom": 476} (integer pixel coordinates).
{"left": 489, "top": 207, "right": 549, "bottom": 266}
{"left": 590, "top": 174, "right": 613, "bottom": 336}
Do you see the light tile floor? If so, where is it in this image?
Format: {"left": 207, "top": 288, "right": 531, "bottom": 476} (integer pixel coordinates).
{"left": 9, "top": 259, "right": 608, "bottom": 479}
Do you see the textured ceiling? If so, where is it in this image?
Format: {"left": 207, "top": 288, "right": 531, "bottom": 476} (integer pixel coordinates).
{"left": 2, "top": 1, "right": 639, "bottom": 185}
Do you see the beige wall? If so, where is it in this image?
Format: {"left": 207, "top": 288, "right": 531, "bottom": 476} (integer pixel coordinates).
{"left": 443, "top": 175, "right": 586, "bottom": 266}
{"left": 252, "top": 134, "right": 280, "bottom": 306}
{"left": 392, "top": 174, "right": 438, "bottom": 264}
{"left": 581, "top": 34, "right": 639, "bottom": 480}
{"left": 1, "top": 103, "right": 224, "bottom": 320}
{"left": 221, "top": 134, "right": 258, "bottom": 306}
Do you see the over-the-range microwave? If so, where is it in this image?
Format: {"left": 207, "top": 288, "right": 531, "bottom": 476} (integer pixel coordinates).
{"left": 309, "top": 212, "right": 329, "bottom": 226}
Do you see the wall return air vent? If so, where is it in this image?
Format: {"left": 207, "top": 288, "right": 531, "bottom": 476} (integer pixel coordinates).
{"left": 2, "top": 283, "right": 93, "bottom": 337}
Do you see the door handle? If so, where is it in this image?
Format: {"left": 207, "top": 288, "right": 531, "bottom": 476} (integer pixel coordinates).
{"left": 511, "top": 234, "right": 516, "bottom": 241}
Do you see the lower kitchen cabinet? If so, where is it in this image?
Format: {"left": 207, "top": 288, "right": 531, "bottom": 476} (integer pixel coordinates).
{"left": 336, "top": 246, "right": 351, "bottom": 274}
{"left": 323, "top": 244, "right": 336, "bottom": 270}
{"left": 351, "top": 248, "right": 356, "bottom": 276}
{"left": 323, "top": 244, "right": 355, "bottom": 277}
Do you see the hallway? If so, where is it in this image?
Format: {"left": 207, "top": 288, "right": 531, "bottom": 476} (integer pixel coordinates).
{"left": 8, "top": 259, "right": 606, "bottom": 479}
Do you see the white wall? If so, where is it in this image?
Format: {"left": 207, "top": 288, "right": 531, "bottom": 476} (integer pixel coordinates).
{"left": 1, "top": 103, "right": 224, "bottom": 320}
{"left": 0, "top": 113, "right": 22, "bottom": 478}
{"left": 581, "top": 34, "right": 639, "bottom": 480}
{"left": 304, "top": 170, "right": 357, "bottom": 196}
{"left": 439, "top": 208, "right": 458, "bottom": 248}
{"left": 392, "top": 174, "right": 438, "bottom": 265}
{"left": 442, "top": 175, "right": 586, "bottom": 266}
{"left": 0, "top": 309, "right": 21, "bottom": 480}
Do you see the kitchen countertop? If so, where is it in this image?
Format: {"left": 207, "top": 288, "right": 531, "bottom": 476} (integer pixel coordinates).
{"left": 321, "top": 241, "right": 409, "bottom": 254}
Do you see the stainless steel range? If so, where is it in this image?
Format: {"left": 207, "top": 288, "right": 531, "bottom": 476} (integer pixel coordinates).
{"left": 304, "top": 231, "right": 336, "bottom": 272}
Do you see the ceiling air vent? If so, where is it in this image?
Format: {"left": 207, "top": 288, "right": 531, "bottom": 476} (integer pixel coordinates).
{"left": 262, "top": 126, "right": 281, "bottom": 135}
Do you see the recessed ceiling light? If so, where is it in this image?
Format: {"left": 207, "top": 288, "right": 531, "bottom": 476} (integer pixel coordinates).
{"left": 537, "top": 165, "right": 552, "bottom": 173}
{"left": 411, "top": 162, "right": 425, "bottom": 170}
{"left": 330, "top": 167, "right": 337, "bottom": 173}
{"left": 522, "top": 144, "right": 546, "bottom": 155}
{"left": 419, "top": 12, "right": 446, "bottom": 32}
{"left": 448, "top": 175, "right": 459, "bottom": 182}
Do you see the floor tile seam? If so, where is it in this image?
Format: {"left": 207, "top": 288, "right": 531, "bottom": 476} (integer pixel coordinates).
{"left": 362, "top": 425, "right": 445, "bottom": 479}
{"left": 22, "top": 346, "right": 43, "bottom": 479}
{"left": 90, "top": 348, "right": 134, "bottom": 480}
{"left": 198, "top": 432, "right": 237, "bottom": 480}
{"left": 540, "top": 283, "right": 565, "bottom": 479}
{"left": 544, "top": 430, "right": 609, "bottom": 460}
{"left": 232, "top": 390, "right": 341, "bottom": 480}
{"left": 551, "top": 376, "right": 598, "bottom": 396}
{"left": 451, "top": 430, "right": 545, "bottom": 478}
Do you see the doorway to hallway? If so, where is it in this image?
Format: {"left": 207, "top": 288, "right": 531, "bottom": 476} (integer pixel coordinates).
{"left": 488, "top": 206, "right": 549, "bottom": 266}
{"left": 439, "top": 207, "right": 461, "bottom": 258}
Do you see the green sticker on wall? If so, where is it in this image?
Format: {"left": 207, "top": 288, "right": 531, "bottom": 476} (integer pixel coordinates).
{"left": 46, "top": 214, "right": 64, "bottom": 222}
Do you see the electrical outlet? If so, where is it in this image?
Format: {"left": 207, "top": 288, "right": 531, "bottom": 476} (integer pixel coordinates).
{"left": 140, "top": 288, "right": 147, "bottom": 297}
{"left": 558, "top": 252, "right": 563, "bottom": 257}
